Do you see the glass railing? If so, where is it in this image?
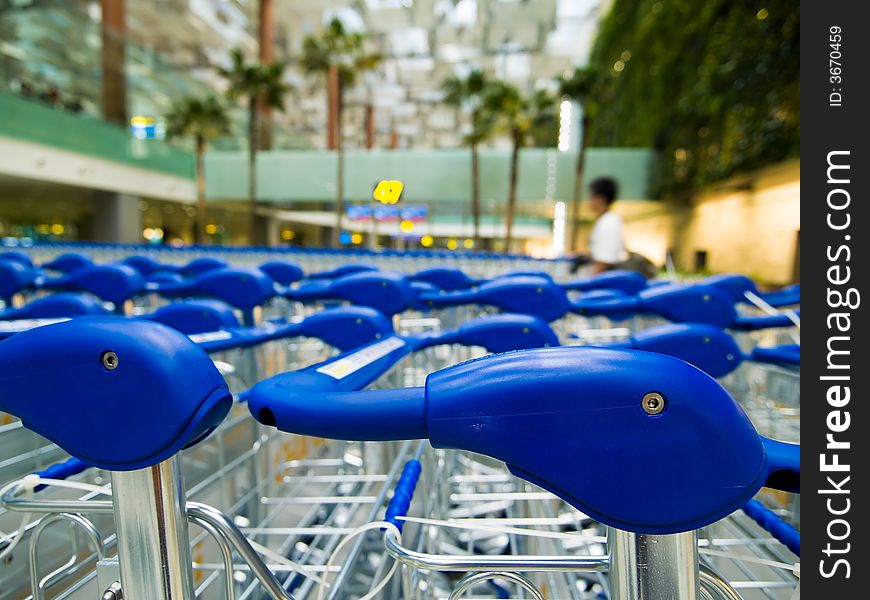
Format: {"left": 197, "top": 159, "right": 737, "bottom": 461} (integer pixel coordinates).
{"left": 204, "top": 147, "right": 657, "bottom": 204}
{"left": 0, "top": 90, "right": 194, "bottom": 177}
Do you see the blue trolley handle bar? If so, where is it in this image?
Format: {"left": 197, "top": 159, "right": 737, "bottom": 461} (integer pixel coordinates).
{"left": 248, "top": 346, "right": 800, "bottom": 535}
{"left": 742, "top": 499, "right": 800, "bottom": 556}
{"left": 732, "top": 311, "right": 800, "bottom": 331}
{"left": 747, "top": 345, "right": 800, "bottom": 366}
{"left": 34, "top": 456, "right": 90, "bottom": 480}
{"left": 192, "top": 306, "right": 394, "bottom": 354}
{"left": 31, "top": 456, "right": 91, "bottom": 492}
{"left": 239, "top": 313, "right": 559, "bottom": 409}
{"left": 383, "top": 458, "right": 424, "bottom": 532}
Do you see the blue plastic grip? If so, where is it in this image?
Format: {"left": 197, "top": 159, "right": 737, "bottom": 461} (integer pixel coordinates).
{"left": 33, "top": 457, "right": 91, "bottom": 492}
{"left": 42, "top": 253, "right": 93, "bottom": 274}
{"left": 384, "top": 459, "right": 423, "bottom": 531}
{"left": 561, "top": 270, "right": 648, "bottom": 294}
{"left": 732, "top": 311, "right": 800, "bottom": 331}
{"left": 749, "top": 345, "right": 800, "bottom": 366}
{"left": 0, "top": 260, "right": 38, "bottom": 300}
{"left": 252, "top": 386, "right": 427, "bottom": 440}
{"left": 418, "top": 276, "right": 574, "bottom": 322}
{"left": 0, "top": 318, "right": 232, "bottom": 471}
{"left": 742, "top": 499, "right": 800, "bottom": 556}
{"left": 34, "top": 457, "right": 90, "bottom": 480}
{"left": 0, "top": 251, "right": 33, "bottom": 268}
{"left": 411, "top": 267, "right": 478, "bottom": 291}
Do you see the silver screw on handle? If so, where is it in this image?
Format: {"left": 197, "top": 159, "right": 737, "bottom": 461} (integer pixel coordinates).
{"left": 642, "top": 392, "right": 666, "bottom": 415}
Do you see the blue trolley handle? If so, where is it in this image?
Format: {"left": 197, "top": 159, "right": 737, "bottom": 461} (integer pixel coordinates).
{"left": 34, "top": 456, "right": 90, "bottom": 481}
{"left": 32, "top": 456, "right": 91, "bottom": 492}
{"left": 732, "top": 311, "right": 800, "bottom": 331}
{"left": 748, "top": 345, "right": 800, "bottom": 367}
{"left": 243, "top": 314, "right": 564, "bottom": 422}
{"left": 0, "top": 318, "right": 232, "bottom": 472}
{"left": 742, "top": 499, "right": 800, "bottom": 556}
{"left": 249, "top": 346, "right": 800, "bottom": 535}
{"left": 383, "top": 458, "right": 424, "bottom": 532}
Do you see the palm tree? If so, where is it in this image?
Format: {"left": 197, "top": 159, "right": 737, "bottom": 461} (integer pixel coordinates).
{"left": 484, "top": 82, "right": 557, "bottom": 252}
{"left": 558, "top": 66, "right": 602, "bottom": 252}
{"left": 165, "top": 96, "right": 231, "bottom": 244}
{"left": 441, "top": 69, "right": 494, "bottom": 248}
{"left": 219, "top": 48, "right": 290, "bottom": 245}
{"left": 301, "top": 18, "right": 381, "bottom": 247}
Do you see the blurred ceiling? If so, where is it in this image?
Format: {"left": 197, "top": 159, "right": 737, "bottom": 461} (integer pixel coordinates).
{"left": 128, "top": 0, "right": 608, "bottom": 148}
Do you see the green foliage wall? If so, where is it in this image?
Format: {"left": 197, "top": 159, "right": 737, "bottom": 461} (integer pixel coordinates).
{"left": 586, "top": 0, "right": 799, "bottom": 196}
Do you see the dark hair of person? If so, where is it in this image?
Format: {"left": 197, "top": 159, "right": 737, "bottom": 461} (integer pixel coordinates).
{"left": 589, "top": 177, "right": 618, "bottom": 206}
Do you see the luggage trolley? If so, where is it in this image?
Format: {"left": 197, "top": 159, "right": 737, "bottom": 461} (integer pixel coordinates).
{"left": 0, "top": 304, "right": 394, "bottom": 599}
{"left": 0, "top": 312, "right": 559, "bottom": 599}
{"left": 1, "top": 317, "right": 799, "bottom": 600}
{"left": 248, "top": 345, "right": 801, "bottom": 600}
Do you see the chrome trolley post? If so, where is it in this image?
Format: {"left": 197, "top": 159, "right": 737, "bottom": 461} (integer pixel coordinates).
{"left": 111, "top": 455, "right": 196, "bottom": 600}
{"left": 608, "top": 528, "right": 700, "bottom": 600}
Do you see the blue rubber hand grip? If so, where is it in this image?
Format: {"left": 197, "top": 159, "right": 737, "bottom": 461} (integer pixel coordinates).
{"left": 149, "top": 299, "right": 241, "bottom": 334}
{"left": 0, "top": 251, "right": 33, "bottom": 268}
{"left": 34, "top": 456, "right": 90, "bottom": 481}
{"left": 307, "top": 263, "right": 378, "bottom": 280}
{"left": 253, "top": 386, "right": 426, "bottom": 440}
{"left": 259, "top": 261, "right": 305, "bottom": 285}
{"left": 33, "top": 456, "right": 91, "bottom": 492}
{"left": 742, "top": 499, "right": 800, "bottom": 556}
{"left": 732, "top": 311, "right": 799, "bottom": 331}
{"left": 42, "top": 253, "right": 93, "bottom": 274}
{"left": 701, "top": 274, "right": 757, "bottom": 302}
{"left": 287, "top": 271, "right": 416, "bottom": 316}
{"left": 248, "top": 314, "right": 569, "bottom": 433}
{"left": 158, "top": 267, "right": 278, "bottom": 310}
{"left": 252, "top": 346, "right": 800, "bottom": 534}
{"left": 411, "top": 268, "right": 478, "bottom": 291}
{"left": 423, "top": 314, "right": 560, "bottom": 353}
{"left": 607, "top": 323, "right": 744, "bottom": 378}
{"left": 384, "top": 459, "right": 423, "bottom": 531}
{"left": 758, "top": 285, "right": 800, "bottom": 308}
{"left": 146, "top": 271, "right": 185, "bottom": 287}
{"left": 0, "top": 293, "right": 110, "bottom": 321}
{"left": 182, "top": 257, "right": 228, "bottom": 277}
{"left": 496, "top": 270, "right": 555, "bottom": 282}
{"left": 191, "top": 306, "right": 394, "bottom": 353}
{"left": 420, "top": 276, "right": 571, "bottom": 322}
{"left": 294, "top": 306, "right": 394, "bottom": 351}
{"left": 0, "top": 318, "right": 232, "bottom": 471}
{"left": 40, "top": 264, "right": 145, "bottom": 306}
{"left": 571, "top": 285, "right": 738, "bottom": 327}
{"left": 749, "top": 345, "right": 800, "bottom": 366}
{"left": 0, "top": 260, "right": 38, "bottom": 300}
{"left": 702, "top": 274, "right": 800, "bottom": 307}
{"left": 123, "top": 255, "right": 180, "bottom": 276}
{"left": 561, "top": 270, "right": 648, "bottom": 295}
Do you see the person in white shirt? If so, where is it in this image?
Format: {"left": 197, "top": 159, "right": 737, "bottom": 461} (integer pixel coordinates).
{"left": 571, "top": 177, "right": 628, "bottom": 274}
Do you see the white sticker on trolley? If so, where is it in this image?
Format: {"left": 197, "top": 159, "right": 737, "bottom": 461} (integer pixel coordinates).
{"left": 188, "top": 330, "right": 234, "bottom": 344}
{"left": 0, "top": 318, "right": 69, "bottom": 333}
{"left": 316, "top": 337, "right": 406, "bottom": 380}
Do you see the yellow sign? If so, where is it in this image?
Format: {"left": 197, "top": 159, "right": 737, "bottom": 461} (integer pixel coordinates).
{"left": 373, "top": 180, "right": 403, "bottom": 205}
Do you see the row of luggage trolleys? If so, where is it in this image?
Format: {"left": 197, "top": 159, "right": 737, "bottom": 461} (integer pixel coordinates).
{"left": 0, "top": 249, "right": 799, "bottom": 600}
